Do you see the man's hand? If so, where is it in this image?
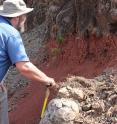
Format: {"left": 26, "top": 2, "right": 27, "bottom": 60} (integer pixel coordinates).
{"left": 46, "top": 77, "right": 59, "bottom": 90}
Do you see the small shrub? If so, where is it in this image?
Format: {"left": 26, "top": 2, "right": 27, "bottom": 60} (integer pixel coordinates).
{"left": 51, "top": 47, "right": 61, "bottom": 57}
{"left": 56, "top": 35, "right": 64, "bottom": 45}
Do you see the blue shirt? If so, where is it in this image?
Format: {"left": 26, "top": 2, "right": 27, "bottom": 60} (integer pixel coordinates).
{"left": 0, "top": 16, "right": 29, "bottom": 82}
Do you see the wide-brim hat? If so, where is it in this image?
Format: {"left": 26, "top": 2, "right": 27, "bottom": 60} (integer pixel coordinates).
{"left": 0, "top": 0, "right": 33, "bottom": 17}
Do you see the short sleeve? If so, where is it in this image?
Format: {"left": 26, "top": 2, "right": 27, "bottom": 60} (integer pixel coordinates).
{"left": 7, "top": 34, "right": 29, "bottom": 64}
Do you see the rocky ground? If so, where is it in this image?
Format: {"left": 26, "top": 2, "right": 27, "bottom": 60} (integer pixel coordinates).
{"left": 40, "top": 67, "right": 117, "bottom": 124}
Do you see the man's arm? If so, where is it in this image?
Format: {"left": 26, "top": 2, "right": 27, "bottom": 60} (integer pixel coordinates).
{"left": 16, "top": 61, "right": 57, "bottom": 88}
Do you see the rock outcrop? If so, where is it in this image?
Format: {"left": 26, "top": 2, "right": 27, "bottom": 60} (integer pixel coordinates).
{"left": 0, "top": 0, "right": 117, "bottom": 36}
{"left": 25, "top": 0, "right": 117, "bottom": 38}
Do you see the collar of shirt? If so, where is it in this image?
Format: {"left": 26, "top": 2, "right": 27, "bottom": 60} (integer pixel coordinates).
{"left": 0, "top": 16, "right": 12, "bottom": 26}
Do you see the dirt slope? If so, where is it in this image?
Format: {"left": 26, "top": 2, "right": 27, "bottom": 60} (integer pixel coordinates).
{"left": 9, "top": 35, "right": 117, "bottom": 124}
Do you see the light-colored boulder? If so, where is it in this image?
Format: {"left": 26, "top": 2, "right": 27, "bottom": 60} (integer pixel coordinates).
{"left": 40, "top": 98, "right": 80, "bottom": 124}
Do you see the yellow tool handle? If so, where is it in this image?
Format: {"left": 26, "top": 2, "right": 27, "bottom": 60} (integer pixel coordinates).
{"left": 41, "top": 88, "right": 50, "bottom": 119}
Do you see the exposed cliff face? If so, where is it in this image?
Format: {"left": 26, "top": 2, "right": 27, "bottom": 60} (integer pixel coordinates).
{"left": 23, "top": 0, "right": 117, "bottom": 68}
{"left": 0, "top": 0, "right": 116, "bottom": 65}
{"left": 24, "top": 0, "right": 117, "bottom": 38}
{"left": 1, "top": 0, "right": 116, "bottom": 37}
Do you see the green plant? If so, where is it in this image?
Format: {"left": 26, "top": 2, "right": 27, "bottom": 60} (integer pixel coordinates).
{"left": 56, "top": 35, "right": 64, "bottom": 45}
{"left": 51, "top": 47, "right": 61, "bottom": 57}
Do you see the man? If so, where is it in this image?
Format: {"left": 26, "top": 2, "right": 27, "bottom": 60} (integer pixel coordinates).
{"left": 0, "top": 0, "right": 58, "bottom": 124}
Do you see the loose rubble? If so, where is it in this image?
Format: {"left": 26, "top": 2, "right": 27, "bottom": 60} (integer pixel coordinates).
{"left": 40, "top": 68, "right": 117, "bottom": 124}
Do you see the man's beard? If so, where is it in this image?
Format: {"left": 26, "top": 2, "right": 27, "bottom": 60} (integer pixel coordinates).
{"left": 17, "top": 22, "right": 25, "bottom": 33}
{"left": 17, "top": 16, "right": 26, "bottom": 33}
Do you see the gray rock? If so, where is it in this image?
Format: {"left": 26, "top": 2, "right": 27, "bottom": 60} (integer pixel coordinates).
{"left": 40, "top": 98, "right": 80, "bottom": 124}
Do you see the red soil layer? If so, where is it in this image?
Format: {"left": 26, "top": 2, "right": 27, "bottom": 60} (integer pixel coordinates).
{"left": 9, "top": 35, "right": 117, "bottom": 124}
